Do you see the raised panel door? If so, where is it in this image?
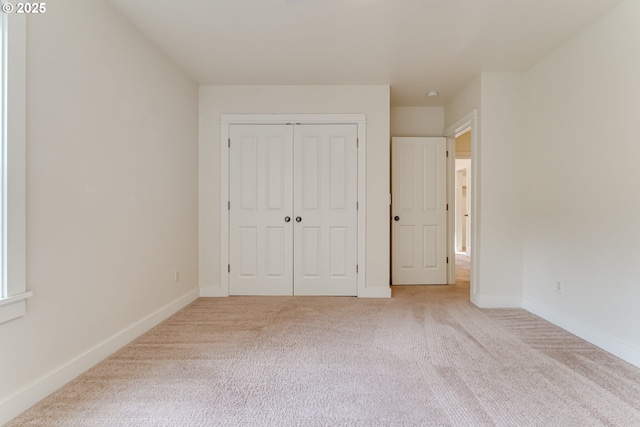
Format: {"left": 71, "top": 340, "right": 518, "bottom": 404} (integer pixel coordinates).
{"left": 293, "top": 125, "right": 358, "bottom": 296}
{"left": 229, "top": 125, "right": 293, "bottom": 295}
{"left": 392, "top": 137, "right": 447, "bottom": 284}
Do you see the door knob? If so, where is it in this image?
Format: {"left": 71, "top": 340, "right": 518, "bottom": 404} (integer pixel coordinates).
{"left": 284, "top": 216, "right": 291, "bottom": 222}
{"left": 394, "top": 216, "right": 400, "bottom": 221}
{"left": 295, "top": 216, "right": 302, "bottom": 222}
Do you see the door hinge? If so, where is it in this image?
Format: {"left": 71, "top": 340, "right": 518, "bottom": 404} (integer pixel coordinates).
{"left": 228, "top": 264, "right": 230, "bottom": 272}
{"left": 446, "top": 257, "right": 449, "bottom": 264}
{"left": 446, "top": 150, "right": 449, "bottom": 158}
{"left": 356, "top": 264, "right": 359, "bottom": 273}
{"left": 446, "top": 204, "right": 449, "bottom": 211}
{"left": 357, "top": 201, "right": 359, "bottom": 210}
{"left": 228, "top": 201, "right": 230, "bottom": 210}
{"left": 228, "top": 138, "right": 230, "bottom": 148}
{"left": 357, "top": 138, "right": 359, "bottom": 147}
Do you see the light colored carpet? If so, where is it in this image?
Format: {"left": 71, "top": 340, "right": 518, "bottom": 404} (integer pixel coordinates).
{"left": 7, "top": 255, "right": 640, "bottom": 426}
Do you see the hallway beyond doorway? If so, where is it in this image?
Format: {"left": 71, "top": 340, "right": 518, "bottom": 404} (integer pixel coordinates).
{"left": 455, "top": 252, "right": 470, "bottom": 291}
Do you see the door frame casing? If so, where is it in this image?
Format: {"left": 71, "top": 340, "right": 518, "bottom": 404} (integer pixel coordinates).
{"left": 444, "top": 110, "right": 479, "bottom": 294}
{"left": 220, "top": 114, "right": 367, "bottom": 297}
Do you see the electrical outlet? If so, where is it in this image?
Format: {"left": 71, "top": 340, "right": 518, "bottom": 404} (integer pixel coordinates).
{"left": 174, "top": 270, "right": 180, "bottom": 283}
{"left": 556, "top": 281, "right": 562, "bottom": 293}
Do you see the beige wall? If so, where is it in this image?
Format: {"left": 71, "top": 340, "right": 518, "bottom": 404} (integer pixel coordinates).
{"left": 199, "top": 85, "right": 391, "bottom": 295}
{"left": 455, "top": 130, "right": 471, "bottom": 156}
{"left": 4, "top": 1, "right": 639, "bottom": 422}
{"left": 0, "top": 0, "right": 199, "bottom": 422}
{"left": 390, "top": 106, "right": 444, "bottom": 136}
{"left": 522, "top": 0, "right": 640, "bottom": 360}
{"left": 445, "top": 72, "right": 524, "bottom": 307}
{"left": 445, "top": 0, "right": 640, "bottom": 366}
{"left": 445, "top": 75, "right": 481, "bottom": 130}
{"left": 477, "top": 72, "right": 524, "bottom": 305}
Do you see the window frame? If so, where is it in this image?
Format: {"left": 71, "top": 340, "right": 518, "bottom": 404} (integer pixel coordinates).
{"left": 0, "top": 9, "right": 29, "bottom": 324}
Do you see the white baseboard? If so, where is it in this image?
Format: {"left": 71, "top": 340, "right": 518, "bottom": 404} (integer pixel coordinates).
{"left": 523, "top": 298, "right": 640, "bottom": 369}
{"left": 199, "top": 286, "right": 229, "bottom": 297}
{"left": 471, "top": 293, "right": 523, "bottom": 308}
{"left": 0, "top": 289, "right": 200, "bottom": 426}
{"left": 358, "top": 286, "right": 391, "bottom": 298}
{"left": 200, "top": 286, "right": 391, "bottom": 298}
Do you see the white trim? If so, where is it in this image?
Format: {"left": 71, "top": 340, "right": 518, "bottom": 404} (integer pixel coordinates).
{"left": 468, "top": 115, "right": 479, "bottom": 297}
{"left": 471, "top": 294, "right": 522, "bottom": 308}
{"left": 356, "top": 121, "right": 368, "bottom": 297}
{"left": 524, "top": 298, "right": 640, "bottom": 369}
{"left": 4, "top": 10, "right": 26, "bottom": 298}
{"left": 200, "top": 286, "right": 230, "bottom": 297}
{"left": 219, "top": 123, "right": 230, "bottom": 296}
{"left": 1, "top": 1, "right": 6, "bottom": 298}
{"left": 446, "top": 137, "right": 456, "bottom": 284}
{"left": 0, "top": 289, "right": 200, "bottom": 426}
{"left": 455, "top": 125, "right": 471, "bottom": 138}
{"left": 467, "top": 115, "right": 482, "bottom": 294}
{"left": 0, "top": 11, "right": 27, "bottom": 324}
{"left": 444, "top": 110, "right": 479, "bottom": 300}
{"left": 0, "top": 290, "right": 31, "bottom": 307}
{"left": 358, "top": 286, "right": 391, "bottom": 299}
{"left": 443, "top": 110, "right": 478, "bottom": 137}
{"left": 219, "top": 114, "right": 371, "bottom": 297}
{"left": 221, "top": 114, "right": 366, "bottom": 125}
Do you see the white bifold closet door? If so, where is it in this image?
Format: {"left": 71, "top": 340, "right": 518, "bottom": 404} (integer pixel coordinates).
{"left": 229, "top": 124, "right": 358, "bottom": 296}
{"left": 229, "top": 125, "right": 294, "bottom": 295}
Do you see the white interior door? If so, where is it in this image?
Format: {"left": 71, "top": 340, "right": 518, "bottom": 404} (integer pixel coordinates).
{"left": 229, "top": 125, "right": 293, "bottom": 295}
{"left": 392, "top": 137, "right": 447, "bottom": 285}
{"left": 294, "top": 125, "right": 358, "bottom": 296}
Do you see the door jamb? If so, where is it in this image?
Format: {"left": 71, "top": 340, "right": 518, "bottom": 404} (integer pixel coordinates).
{"left": 220, "top": 114, "right": 368, "bottom": 297}
{"left": 446, "top": 136, "right": 456, "bottom": 284}
{"left": 444, "top": 110, "right": 479, "bottom": 296}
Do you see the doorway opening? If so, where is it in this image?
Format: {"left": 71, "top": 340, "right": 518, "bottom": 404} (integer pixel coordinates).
{"left": 445, "top": 110, "right": 477, "bottom": 297}
{"left": 454, "top": 128, "right": 471, "bottom": 290}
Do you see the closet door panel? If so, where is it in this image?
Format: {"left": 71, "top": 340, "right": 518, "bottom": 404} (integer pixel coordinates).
{"left": 229, "top": 125, "right": 293, "bottom": 295}
{"left": 294, "top": 125, "right": 358, "bottom": 296}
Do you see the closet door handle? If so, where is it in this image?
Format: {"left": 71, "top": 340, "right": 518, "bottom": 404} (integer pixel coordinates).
{"left": 295, "top": 216, "right": 302, "bottom": 223}
{"left": 394, "top": 216, "right": 400, "bottom": 221}
{"left": 284, "top": 216, "right": 291, "bottom": 223}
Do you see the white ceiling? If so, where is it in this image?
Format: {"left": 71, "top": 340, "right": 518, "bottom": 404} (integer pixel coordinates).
{"left": 107, "top": 0, "right": 623, "bottom": 106}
